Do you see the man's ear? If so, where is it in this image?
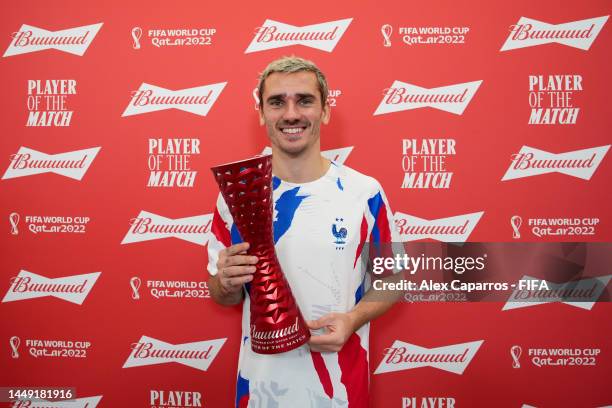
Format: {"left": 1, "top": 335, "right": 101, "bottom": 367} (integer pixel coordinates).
{"left": 321, "top": 102, "right": 331, "bottom": 125}
{"left": 258, "top": 105, "right": 265, "bottom": 126}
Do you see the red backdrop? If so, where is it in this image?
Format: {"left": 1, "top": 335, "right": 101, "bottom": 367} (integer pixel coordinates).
{"left": 1, "top": 0, "right": 610, "bottom": 407}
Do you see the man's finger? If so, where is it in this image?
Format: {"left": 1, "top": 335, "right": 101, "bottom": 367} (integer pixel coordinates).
{"left": 228, "top": 275, "right": 253, "bottom": 287}
{"left": 223, "top": 275, "right": 253, "bottom": 291}
{"left": 309, "top": 333, "right": 339, "bottom": 345}
{"left": 307, "top": 314, "right": 336, "bottom": 330}
{"left": 307, "top": 320, "right": 326, "bottom": 330}
{"left": 223, "top": 265, "right": 256, "bottom": 278}
{"left": 224, "top": 254, "right": 259, "bottom": 267}
{"left": 225, "top": 242, "right": 250, "bottom": 256}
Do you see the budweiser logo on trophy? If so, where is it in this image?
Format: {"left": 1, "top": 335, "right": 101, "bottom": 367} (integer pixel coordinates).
{"left": 211, "top": 154, "right": 310, "bottom": 354}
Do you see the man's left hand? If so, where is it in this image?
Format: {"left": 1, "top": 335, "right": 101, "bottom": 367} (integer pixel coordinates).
{"left": 307, "top": 312, "right": 356, "bottom": 352}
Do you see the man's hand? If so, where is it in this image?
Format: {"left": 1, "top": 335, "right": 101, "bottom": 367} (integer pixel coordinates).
{"left": 209, "top": 242, "right": 258, "bottom": 305}
{"left": 307, "top": 313, "right": 357, "bottom": 352}
{"left": 306, "top": 272, "right": 404, "bottom": 351}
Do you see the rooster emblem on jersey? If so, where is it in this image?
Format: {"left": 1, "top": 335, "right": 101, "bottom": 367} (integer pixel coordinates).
{"left": 332, "top": 217, "right": 347, "bottom": 250}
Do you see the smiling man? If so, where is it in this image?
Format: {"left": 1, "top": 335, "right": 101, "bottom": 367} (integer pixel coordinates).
{"left": 207, "top": 56, "right": 400, "bottom": 407}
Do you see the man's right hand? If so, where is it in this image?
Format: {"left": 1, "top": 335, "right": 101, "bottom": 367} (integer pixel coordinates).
{"left": 210, "top": 242, "right": 258, "bottom": 305}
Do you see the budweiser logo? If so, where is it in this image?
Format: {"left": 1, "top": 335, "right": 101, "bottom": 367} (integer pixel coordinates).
{"left": 245, "top": 18, "right": 352, "bottom": 53}
{"left": 501, "top": 145, "right": 610, "bottom": 181}
{"left": 394, "top": 211, "right": 484, "bottom": 242}
{"left": 4, "top": 23, "right": 103, "bottom": 57}
{"left": 121, "top": 211, "right": 212, "bottom": 246}
{"left": 261, "top": 146, "right": 353, "bottom": 165}
{"left": 2, "top": 146, "right": 100, "bottom": 180}
{"left": 374, "top": 340, "right": 483, "bottom": 375}
{"left": 12, "top": 395, "right": 103, "bottom": 408}
{"left": 503, "top": 275, "right": 611, "bottom": 311}
{"left": 2, "top": 270, "right": 100, "bottom": 305}
{"left": 500, "top": 16, "right": 608, "bottom": 51}
{"left": 251, "top": 317, "right": 300, "bottom": 340}
{"left": 122, "top": 82, "right": 226, "bottom": 117}
{"left": 374, "top": 80, "right": 482, "bottom": 116}
{"left": 123, "top": 335, "right": 226, "bottom": 371}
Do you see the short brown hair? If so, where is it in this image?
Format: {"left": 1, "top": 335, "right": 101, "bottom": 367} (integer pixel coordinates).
{"left": 257, "top": 56, "right": 329, "bottom": 107}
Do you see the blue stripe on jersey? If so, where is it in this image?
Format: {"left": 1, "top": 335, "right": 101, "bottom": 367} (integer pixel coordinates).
{"left": 235, "top": 371, "right": 249, "bottom": 407}
{"left": 336, "top": 177, "right": 344, "bottom": 191}
{"left": 274, "top": 187, "right": 308, "bottom": 243}
{"left": 367, "top": 192, "right": 384, "bottom": 244}
{"left": 272, "top": 176, "right": 281, "bottom": 190}
{"left": 354, "top": 275, "right": 365, "bottom": 304}
{"left": 231, "top": 223, "right": 243, "bottom": 244}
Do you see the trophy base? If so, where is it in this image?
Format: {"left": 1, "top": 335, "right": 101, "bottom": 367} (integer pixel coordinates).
{"left": 250, "top": 317, "right": 311, "bottom": 354}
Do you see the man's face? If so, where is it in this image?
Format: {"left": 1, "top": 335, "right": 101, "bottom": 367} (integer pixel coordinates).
{"left": 259, "top": 71, "right": 330, "bottom": 157}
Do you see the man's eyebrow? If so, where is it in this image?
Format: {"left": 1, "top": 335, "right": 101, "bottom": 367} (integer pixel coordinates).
{"left": 266, "top": 93, "right": 285, "bottom": 102}
{"left": 266, "top": 92, "right": 316, "bottom": 102}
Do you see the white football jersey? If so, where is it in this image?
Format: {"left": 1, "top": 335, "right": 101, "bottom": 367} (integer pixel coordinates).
{"left": 208, "top": 162, "right": 399, "bottom": 408}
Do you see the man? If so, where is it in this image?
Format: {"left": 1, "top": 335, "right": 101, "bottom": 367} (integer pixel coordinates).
{"left": 207, "top": 56, "right": 400, "bottom": 407}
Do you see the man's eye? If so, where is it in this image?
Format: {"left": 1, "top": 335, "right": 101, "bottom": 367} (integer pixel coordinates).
{"left": 299, "top": 99, "right": 314, "bottom": 105}
{"left": 269, "top": 100, "right": 283, "bottom": 106}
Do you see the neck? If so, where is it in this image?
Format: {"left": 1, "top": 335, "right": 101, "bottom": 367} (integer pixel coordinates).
{"left": 271, "top": 146, "right": 330, "bottom": 183}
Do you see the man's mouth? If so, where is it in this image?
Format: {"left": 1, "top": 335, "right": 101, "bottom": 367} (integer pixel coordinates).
{"left": 280, "top": 126, "right": 307, "bottom": 134}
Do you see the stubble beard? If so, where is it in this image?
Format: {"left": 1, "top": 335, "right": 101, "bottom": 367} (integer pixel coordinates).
{"left": 267, "top": 121, "right": 321, "bottom": 158}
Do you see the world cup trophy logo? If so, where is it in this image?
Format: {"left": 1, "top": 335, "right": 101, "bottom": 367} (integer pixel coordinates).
{"left": 131, "top": 27, "right": 143, "bottom": 50}
{"left": 130, "top": 277, "right": 141, "bottom": 300}
{"left": 10, "top": 336, "right": 20, "bottom": 359}
{"left": 511, "top": 215, "right": 522, "bottom": 239}
{"left": 9, "top": 212, "right": 20, "bottom": 235}
{"left": 211, "top": 155, "right": 310, "bottom": 354}
{"left": 511, "top": 345, "right": 522, "bottom": 368}
{"left": 252, "top": 87, "right": 260, "bottom": 111}
{"left": 381, "top": 24, "right": 393, "bottom": 47}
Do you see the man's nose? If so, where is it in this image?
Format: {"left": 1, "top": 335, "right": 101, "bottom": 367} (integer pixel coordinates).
{"left": 282, "top": 100, "right": 301, "bottom": 121}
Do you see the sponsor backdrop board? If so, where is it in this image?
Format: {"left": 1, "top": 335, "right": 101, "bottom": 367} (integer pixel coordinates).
{"left": 0, "top": 0, "right": 610, "bottom": 407}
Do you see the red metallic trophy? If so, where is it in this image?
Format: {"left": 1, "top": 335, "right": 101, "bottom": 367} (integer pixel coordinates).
{"left": 211, "top": 155, "right": 310, "bottom": 354}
